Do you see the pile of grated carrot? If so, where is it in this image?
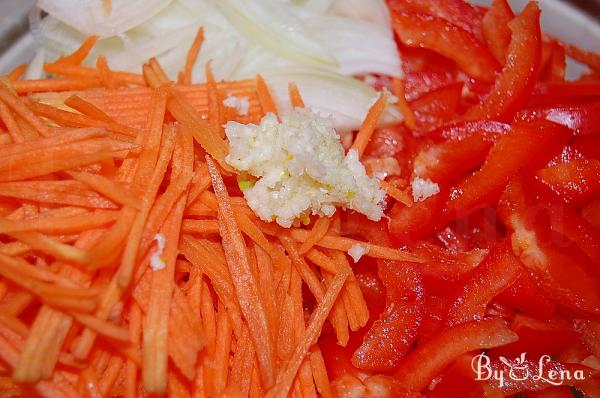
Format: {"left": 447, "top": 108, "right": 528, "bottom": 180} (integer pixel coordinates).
{"left": 0, "top": 30, "right": 421, "bottom": 397}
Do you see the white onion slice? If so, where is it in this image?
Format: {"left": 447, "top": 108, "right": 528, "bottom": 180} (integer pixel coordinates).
{"left": 331, "top": 0, "right": 392, "bottom": 28}
{"left": 264, "top": 68, "right": 403, "bottom": 131}
{"left": 37, "top": 0, "right": 174, "bottom": 37}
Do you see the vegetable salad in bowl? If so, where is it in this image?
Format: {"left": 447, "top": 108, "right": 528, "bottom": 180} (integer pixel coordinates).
{"left": 0, "top": 0, "right": 599, "bottom": 397}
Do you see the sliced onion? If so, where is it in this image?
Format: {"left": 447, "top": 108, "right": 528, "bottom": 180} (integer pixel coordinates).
{"left": 331, "top": 0, "right": 391, "bottom": 28}
{"left": 216, "top": 0, "right": 338, "bottom": 69}
{"left": 37, "top": 0, "right": 174, "bottom": 37}
{"left": 25, "top": 48, "right": 46, "bottom": 80}
{"left": 263, "top": 68, "right": 403, "bottom": 131}
{"left": 308, "top": 16, "right": 402, "bottom": 77}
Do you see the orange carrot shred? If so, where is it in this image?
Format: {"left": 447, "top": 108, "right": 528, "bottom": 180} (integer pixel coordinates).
{"left": 206, "top": 155, "right": 276, "bottom": 388}
{"left": 381, "top": 179, "right": 414, "bottom": 207}
{"left": 54, "top": 36, "right": 99, "bottom": 66}
{"left": 184, "top": 27, "right": 205, "bottom": 85}
{"left": 8, "top": 64, "right": 26, "bottom": 81}
{"left": 0, "top": 81, "right": 51, "bottom": 137}
{"left": 288, "top": 82, "right": 305, "bottom": 108}
{"left": 256, "top": 75, "right": 279, "bottom": 119}
{"left": 350, "top": 91, "right": 388, "bottom": 157}
{"left": 392, "top": 77, "right": 417, "bottom": 130}
{"left": 299, "top": 216, "right": 332, "bottom": 254}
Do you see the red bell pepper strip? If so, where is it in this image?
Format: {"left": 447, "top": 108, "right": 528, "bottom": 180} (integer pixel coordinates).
{"left": 582, "top": 198, "right": 600, "bottom": 230}
{"left": 515, "top": 102, "right": 600, "bottom": 136}
{"left": 540, "top": 41, "right": 566, "bottom": 82}
{"left": 577, "top": 319, "right": 600, "bottom": 358}
{"left": 427, "top": 120, "right": 510, "bottom": 142}
{"left": 536, "top": 159, "right": 600, "bottom": 205}
{"left": 388, "top": 0, "right": 485, "bottom": 39}
{"left": 566, "top": 43, "right": 600, "bottom": 73}
{"left": 572, "top": 135, "right": 600, "bottom": 160}
{"left": 417, "top": 295, "right": 448, "bottom": 344}
{"left": 497, "top": 271, "right": 556, "bottom": 320}
{"left": 482, "top": 0, "right": 514, "bottom": 64}
{"left": 352, "top": 261, "right": 424, "bottom": 372}
{"left": 428, "top": 354, "right": 484, "bottom": 398}
{"left": 410, "top": 82, "right": 463, "bottom": 131}
{"left": 490, "top": 314, "right": 579, "bottom": 359}
{"left": 445, "top": 241, "right": 522, "bottom": 327}
{"left": 445, "top": 119, "right": 572, "bottom": 219}
{"left": 364, "top": 125, "right": 405, "bottom": 158}
{"left": 532, "top": 82, "right": 600, "bottom": 100}
{"left": 465, "top": 2, "right": 542, "bottom": 121}
{"left": 393, "top": 317, "right": 518, "bottom": 392}
{"left": 389, "top": 187, "right": 448, "bottom": 243}
{"left": 392, "top": 11, "right": 499, "bottom": 82}
{"left": 497, "top": 176, "right": 600, "bottom": 315}
{"left": 527, "top": 386, "right": 579, "bottom": 398}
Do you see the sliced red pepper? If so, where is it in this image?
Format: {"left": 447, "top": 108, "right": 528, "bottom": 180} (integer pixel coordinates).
{"left": 582, "top": 198, "right": 600, "bottom": 230}
{"left": 515, "top": 102, "right": 600, "bottom": 136}
{"left": 490, "top": 314, "right": 579, "bottom": 359}
{"left": 389, "top": 0, "right": 485, "bottom": 39}
{"left": 427, "top": 120, "right": 511, "bottom": 142}
{"left": 445, "top": 241, "right": 522, "bottom": 327}
{"left": 577, "top": 318, "right": 600, "bottom": 358}
{"left": 497, "top": 176, "right": 600, "bottom": 315}
{"left": 465, "top": 2, "right": 542, "bottom": 121}
{"left": 572, "top": 135, "right": 600, "bottom": 160}
{"left": 536, "top": 159, "right": 600, "bottom": 205}
{"left": 445, "top": 119, "right": 572, "bottom": 220}
{"left": 417, "top": 295, "right": 449, "bottom": 344}
{"left": 352, "top": 261, "right": 424, "bottom": 372}
{"left": 482, "top": 0, "right": 514, "bottom": 64}
{"left": 364, "top": 125, "right": 405, "bottom": 158}
{"left": 400, "top": 46, "right": 459, "bottom": 101}
{"left": 389, "top": 186, "right": 448, "bottom": 243}
{"left": 392, "top": 11, "right": 499, "bottom": 82}
{"left": 540, "top": 41, "right": 566, "bottom": 82}
{"left": 428, "top": 354, "right": 484, "bottom": 398}
{"left": 527, "top": 386, "right": 579, "bottom": 398}
{"left": 497, "top": 270, "right": 557, "bottom": 320}
{"left": 393, "top": 317, "right": 518, "bottom": 392}
{"left": 410, "top": 82, "right": 463, "bottom": 131}
{"left": 532, "top": 82, "right": 600, "bottom": 100}
{"left": 565, "top": 43, "right": 600, "bottom": 74}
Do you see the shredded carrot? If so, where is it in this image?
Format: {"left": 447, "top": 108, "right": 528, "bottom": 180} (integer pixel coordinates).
{"left": 288, "top": 82, "right": 305, "bottom": 108}
{"left": 102, "top": 0, "right": 112, "bottom": 16}
{"left": 44, "top": 63, "right": 145, "bottom": 86}
{"left": 392, "top": 77, "right": 417, "bottom": 130}
{"left": 266, "top": 265, "right": 349, "bottom": 398}
{"left": 184, "top": 27, "right": 205, "bottom": 85}
{"left": 8, "top": 64, "right": 27, "bottom": 81}
{"left": 0, "top": 81, "right": 51, "bottom": 137}
{"left": 54, "top": 36, "right": 99, "bottom": 66}
{"left": 207, "top": 156, "right": 276, "bottom": 387}
{"left": 351, "top": 91, "right": 389, "bottom": 157}
{"left": 205, "top": 62, "right": 224, "bottom": 138}
{"left": 13, "top": 77, "right": 103, "bottom": 93}
{"left": 299, "top": 216, "right": 332, "bottom": 254}
{"left": 64, "top": 94, "right": 116, "bottom": 123}
{"left": 0, "top": 100, "right": 24, "bottom": 143}
{"left": 381, "top": 179, "right": 414, "bottom": 207}
{"left": 256, "top": 75, "right": 279, "bottom": 118}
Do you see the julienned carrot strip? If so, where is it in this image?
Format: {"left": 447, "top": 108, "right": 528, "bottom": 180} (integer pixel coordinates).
{"left": 142, "top": 64, "right": 162, "bottom": 89}
{"left": 44, "top": 63, "right": 146, "bottom": 86}
{"left": 0, "top": 133, "right": 11, "bottom": 145}
{"left": 8, "top": 64, "right": 27, "bottom": 81}
{"left": 211, "top": 301, "right": 233, "bottom": 396}
{"left": 0, "top": 127, "right": 106, "bottom": 159}
{"left": 0, "top": 210, "right": 119, "bottom": 234}
{"left": 184, "top": 27, "right": 205, "bottom": 85}
{"left": 29, "top": 100, "right": 139, "bottom": 137}
{"left": 266, "top": 265, "right": 350, "bottom": 398}
{"left": 8, "top": 231, "right": 88, "bottom": 264}
{"left": 142, "top": 194, "right": 187, "bottom": 393}
{"left": 380, "top": 180, "right": 413, "bottom": 207}
{"left": 256, "top": 75, "right": 279, "bottom": 118}
{"left": 0, "top": 100, "right": 24, "bottom": 143}
{"left": 288, "top": 82, "right": 305, "bottom": 108}
{"left": 200, "top": 277, "right": 217, "bottom": 356}
{"left": 392, "top": 77, "right": 416, "bottom": 130}
{"left": 280, "top": 237, "right": 349, "bottom": 346}
{"left": 254, "top": 244, "right": 278, "bottom": 341}
{"left": 351, "top": 92, "right": 389, "bottom": 158}
{"left": 207, "top": 156, "right": 276, "bottom": 387}
{"left": 70, "top": 313, "right": 129, "bottom": 341}
{"left": 229, "top": 326, "right": 254, "bottom": 396}
{"left": 64, "top": 94, "right": 117, "bottom": 123}
{"left": 181, "top": 236, "right": 243, "bottom": 335}
{"left": 205, "top": 63, "right": 224, "bottom": 138}
{"left": 566, "top": 44, "right": 600, "bottom": 73}
{"left": 85, "top": 207, "right": 137, "bottom": 270}
{"left": 67, "top": 171, "right": 139, "bottom": 209}
{"left": 54, "top": 36, "right": 98, "bottom": 66}
{"left": 0, "top": 81, "right": 51, "bottom": 137}
{"left": 0, "top": 180, "right": 117, "bottom": 209}
{"left": 309, "top": 347, "right": 333, "bottom": 398}
{"left": 288, "top": 229, "right": 424, "bottom": 263}
{"left": 98, "top": 355, "right": 124, "bottom": 396}
{"left": 117, "top": 99, "right": 172, "bottom": 287}
{"left": 0, "top": 311, "right": 29, "bottom": 337}
{"left": 182, "top": 219, "right": 220, "bottom": 234}
{"left": 299, "top": 216, "right": 332, "bottom": 254}
{"left": 13, "top": 77, "right": 103, "bottom": 94}
{"left": 96, "top": 56, "right": 117, "bottom": 89}
{"left": 125, "top": 302, "right": 142, "bottom": 398}
{"left": 329, "top": 250, "right": 369, "bottom": 331}
{"left": 167, "top": 88, "right": 229, "bottom": 167}
{"left": 149, "top": 58, "right": 171, "bottom": 85}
